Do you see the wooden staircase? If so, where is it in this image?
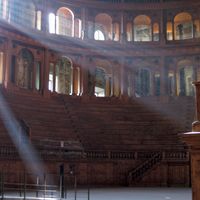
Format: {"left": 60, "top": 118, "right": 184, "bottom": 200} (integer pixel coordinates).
{"left": 128, "top": 151, "right": 162, "bottom": 185}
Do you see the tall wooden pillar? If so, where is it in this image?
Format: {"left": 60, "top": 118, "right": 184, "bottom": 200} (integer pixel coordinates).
{"left": 43, "top": 48, "right": 50, "bottom": 97}
{"left": 80, "top": 56, "right": 89, "bottom": 96}
{"left": 181, "top": 81, "right": 200, "bottom": 200}
{"left": 181, "top": 132, "right": 200, "bottom": 200}
{"left": 120, "top": 11, "right": 126, "bottom": 43}
{"left": 81, "top": 7, "right": 86, "bottom": 39}
{"left": 120, "top": 59, "right": 128, "bottom": 98}
{"left": 4, "top": 39, "right": 12, "bottom": 88}
{"left": 160, "top": 57, "right": 166, "bottom": 96}
{"left": 160, "top": 9, "right": 166, "bottom": 44}
{"left": 193, "top": 82, "right": 200, "bottom": 130}
{"left": 72, "top": 65, "right": 80, "bottom": 95}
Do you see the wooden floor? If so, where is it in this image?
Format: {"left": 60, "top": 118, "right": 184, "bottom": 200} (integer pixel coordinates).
{"left": 2, "top": 187, "right": 192, "bottom": 200}
{"left": 90, "top": 187, "right": 192, "bottom": 200}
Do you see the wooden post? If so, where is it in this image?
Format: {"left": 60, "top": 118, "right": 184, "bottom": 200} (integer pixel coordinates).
{"left": 23, "top": 170, "right": 26, "bottom": 200}
{"left": 192, "top": 82, "right": 200, "bottom": 131}
{"left": 181, "top": 132, "right": 200, "bottom": 200}
{"left": 180, "top": 81, "right": 200, "bottom": 200}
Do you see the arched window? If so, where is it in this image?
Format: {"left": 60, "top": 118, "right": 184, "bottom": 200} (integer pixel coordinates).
{"left": 174, "top": 12, "right": 193, "bottom": 40}
{"left": 126, "top": 22, "right": 133, "bottom": 41}
{"left": 94, "top": 13, "right": 112, "bottom": 40}
{"left": 74, "top": 18, "right": 82, "bottom": 38}
{"left": 48, "top": 63, "right": 54, "bottom": 92}
{"left": 154, "top": 73, "right": 160, "bottom": 96}
{"left": 113, "top": 22, "right": 120, "bottom": 41}
{"left": 153, "top": 23, "right": 159, "bottom": 41}
{"left": 16, "top": 49, "right": 34, "bottom": 89}
{"left": 55, "top": 57, "right": 72, "bottom": 94}
{"left": 94, "top": 30, "right": 105, "bottom": 40}
{"left": 194, "top": 19, "right": 200, "bottom": 38}
{"left": 177, "top": 60, "right": 194, "bottom": 96}
{"left": 166, "top": 22, "right": 173, "bottom": 40}
{"left": 56, "top": 7, "right": 74, "bottom": 37}
{"left": 134, "top": 15, "right": 152, "bottom": 42}
{"left": 95, "top": 67, "right": 106, "bottom": 97}
{"left": 49, "top": 13, "right": 56, "bottom": 34}
{"left": 0, "top": 52, "right": 3, "bottom": 84}
{"left": 36, "top": 10, "right": 42, "bottom": 30}
{"left": 168, "top": 72, "right": 175, "bottom": 96}
{"left": 10, "top": 0, "right": 35, "bottom": 28}
{"left": 0, "top": 0, "right": 9, "bottom": 20}
{"left": 135, "top": 68, "right": 150, "bottom": 96}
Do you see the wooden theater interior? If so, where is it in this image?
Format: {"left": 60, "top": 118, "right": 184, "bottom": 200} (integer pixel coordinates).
{"left": 0, "top": 0, "right": 199, "bottom": 192}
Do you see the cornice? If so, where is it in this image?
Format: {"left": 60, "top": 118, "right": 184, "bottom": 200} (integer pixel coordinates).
{"left": 54, "top": 0, "right": 200, "bottom": 11}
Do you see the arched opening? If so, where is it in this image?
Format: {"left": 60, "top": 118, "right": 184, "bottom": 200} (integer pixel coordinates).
{"left": 56, "top": 7, "right": 74, "bottom": 37}
{"left": 94, "top": 30, "right": 105, "bottom": 40}
{"left": 166, "top": 22, "right": 173, "bottom": 40}
{"left": 95, "top": 67, "right": 106, "bottom": 97}
{"left": 10, "top": 0, "right": 35, "bottom": 28}
{"left": 94, "top": 13, "right": 112, "bottom": 40}
{"left": 74, "top": 18, "right": 82, "bottom": 38}
{"left": 36, "top": 10, "right": 42, "bottom": 30}
{"left": 135, "top": 68, "right": 151, "bottom": 96}
{"left": 174, "top": 12, "right": 193, "bottom": 40}
{"left": 126, "top": 22, "right": 133, "bottom": 41}
{"left": 16, "top": 49, "right": 34, "bottom": 89}
{"left": 0, "top": 0, "right": 9, "bottom": 20}
{"left": 168, "top": 72, "right": 175, "bottom": 96}
{"left": 153, "top": 23, "right": 159, "bottom": 41}
{"left": 0, "top": 52, "right": 3, "bottom": 84}
{"left": 154, "top": 73, "right": 160, "bottom": 96}
{"left": 55, "top": 57, "right": 72, "bottom": 95}
{"left": 113, "top": 22, "right": 120, "bottom": 41}
{"left": 177, "top": 60, "right": 194, "bottom": 96}
{"left": 49, "top": 13, "right": 56, "bottom": 34}
{"left": 134, "top": 15, "right": 152, "bottom": 42}
{"left": 194, "top": 19, "right": 200, "bottom": 38}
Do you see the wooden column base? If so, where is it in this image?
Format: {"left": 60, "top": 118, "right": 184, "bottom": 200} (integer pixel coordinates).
{"left": 181, "top": 132, "right": 200, "bottom": 200}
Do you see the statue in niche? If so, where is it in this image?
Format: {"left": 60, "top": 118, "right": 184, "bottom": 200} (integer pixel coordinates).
{"left": 17, "top": 58, "right": 29, "bottom": 88}
{"left": 16, "top": 49, "right": 33, "bottom": 89}
{"left": 177, "top": 24, "right": 183, "bottom": 39}
{"left": 56, "top": 57, "right": 72, "bottom": 94}
{"left": 88, "top": 70, "right": 94, "bottom": 96}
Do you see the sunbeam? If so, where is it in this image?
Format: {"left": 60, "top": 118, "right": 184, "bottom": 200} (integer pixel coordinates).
{"left": 0, "top": 91, "right": 46, "bottom": 180}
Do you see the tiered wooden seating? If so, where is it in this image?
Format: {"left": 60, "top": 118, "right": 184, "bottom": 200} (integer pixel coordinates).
{"left": 63, "top": 96, "right": 195, "bottom": 151}
{"left": 1, "top": 89, "right": 82, "bottom": 151}
{"left": 0, "top": 87, "right": 194, "bottom": 154}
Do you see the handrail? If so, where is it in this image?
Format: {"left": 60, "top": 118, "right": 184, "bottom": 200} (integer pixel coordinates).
{"left": 0, "top": 145, "right": 189, "bottom": 161}
{"left": 128, "top": 152, "right": 162, "bottom": 184}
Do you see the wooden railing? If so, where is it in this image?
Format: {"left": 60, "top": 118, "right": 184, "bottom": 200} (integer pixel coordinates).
{"left": 128, "top": 152, "right": 162, "bottom": 185}
{"left": 0, "top": 145, "right": 189, "bottom": 162}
